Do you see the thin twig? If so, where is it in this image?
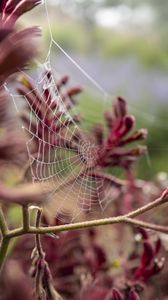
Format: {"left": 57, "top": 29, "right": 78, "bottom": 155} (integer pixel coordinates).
{"left": 0, "top": 208, "right": 9, "bottom": 273}
{"left": 35, "top": 208, "right": 44, "bottom": 257}
{"left": 6, "top": 189, "right": 168, "bottom": 238}
{"left": 22, "top": 205, "right": 30, "bottom": 232}
{"left": 0, "top": 208, "right": 8, "bottom": 235}
{"left": 0, "top": 189, "right": 168, "bottom": 273}
{"left": 126, "top": 188, "right": 168, "bottom": 218}
{"left": 6, "top": 215, "right": 168, "bottom": 237}
{"left": 0, "top": 237, "right": 10, "bottom": 271}
{"left": 123, "top": 218, "right": 168, "bottom": 234}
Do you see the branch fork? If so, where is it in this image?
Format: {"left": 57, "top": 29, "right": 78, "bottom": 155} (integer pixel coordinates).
{"left": 0, "top": 188, "right": 168, "bottom": 273}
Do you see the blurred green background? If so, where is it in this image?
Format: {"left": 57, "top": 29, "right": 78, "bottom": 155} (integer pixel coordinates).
{"left": 24, "top": 0, "right": 168, "bottom": 179}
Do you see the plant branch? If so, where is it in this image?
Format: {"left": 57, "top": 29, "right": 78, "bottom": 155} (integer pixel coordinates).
{"left": 7, "top": 215, "right": 168, "bottom": 238}
{"left": 0, "top": 237, "right": 10, "bottom": 271}
{"left": 0, "top": 188, "right": 168, "bottom": 274}
{"left": 126, "top": 188, "right": 168, "bottom": 218}
{"left": 123, "top": 218, "right": 168, "bottom": 234}
{"left": 22, "top": 205, "right": 30, "bottom": 232}
{"left": 35, "top": 208, "right": 44, "bottom": 257}
{"left": 29, "top": 216, "right": 168, "bottom": 235}
{"left": 0, "top": 207, "right": 8, "bottom": 235}
{"left": 6, "top": 188, "right": 168, "bottom": 238}
{"left": 0, "top": 208, "right": 9, "bottom": 273}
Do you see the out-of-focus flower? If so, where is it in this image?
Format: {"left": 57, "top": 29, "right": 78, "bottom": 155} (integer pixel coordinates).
{"left": 0, "top": 0, "right": 41, "bottom": 87}
{"left": 111, "top": 288, "right": 124, "bottom": 300}
{"left": 0, "top": 26, "right": 40, "bottom": 86}
{"left": 79, "top": 284, "right": 110, "bottom": 300}
{"left": 128, "top": 228, "right": 164, "bottom": 282}
{"left": 7, "top": 214, "right": 166, "bottom": 300}
{"left": 78, "top": 284, "right": 141, "bottom": 300}
{"left": 11, "top": 213, "right": 110, "bottom": 299}
{"left": 129, "top": 290, "right": 140, "bottom": 300}
{"left": 0, "top": 89, "right": 27, "bottom": 165}
{"left": 0, "top": 180, "right": 50, "bottom": 204}
{"left": 0, "top": 132, "right": 26, "bottom": 164}
{"left": 0, "top": 3, "right": 41, "bottom": 171}
{"left": 0, "top": 25, "right": 40, "bottom": 166}
{"left": 0, "top": 0, "right": 42, "bottom": 26}
{"left": 0, "top": 0, "right": 41, "bottom": 168}
{"left": 0, "top": 260, "right": 32, "bottom": 300}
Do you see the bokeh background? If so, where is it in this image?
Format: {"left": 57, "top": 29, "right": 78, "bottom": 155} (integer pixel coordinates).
{"left": 23, "top": 0, "right": 168, "bottom": 179}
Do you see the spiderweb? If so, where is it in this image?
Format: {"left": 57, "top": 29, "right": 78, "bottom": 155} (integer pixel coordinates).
{"left": 6, "top": 0, "right": 168, "bottom": 222}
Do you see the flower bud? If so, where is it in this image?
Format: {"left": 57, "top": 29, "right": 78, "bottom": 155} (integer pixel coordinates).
{"left": 112, "top": 288, "right": 124, "bottom": 300}
{"left": 57, "top": 75, "right": 69, "bottom": 90}
{"left": 104, "top": 111, "right": 113, "bottom": 129}
{"left": 2, "top": 0, "right": 42, "bottom": 26}
{"left": 92, "top": 124, "right": 103, "bottom": 145}
{"left": 67, "top": 86, "right": 82, "bottom": 97}
{"left": 129, "top": 290, "right": 140, "bottom": 300}
{"left": 141, "top": 241, "right": 154, "bottom": 267}
{"left": 124, "top": 115, "right": 135, "bottom": 133}
{"left": 113, "top": 97, "right": 127, "bottom": 118}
